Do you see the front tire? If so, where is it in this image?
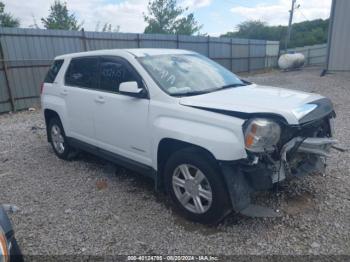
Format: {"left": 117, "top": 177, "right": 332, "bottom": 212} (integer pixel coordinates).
{"left": 48, "top": 117, "right": 72, "bottom": 160}
{"left": 164, "top": 148, "right": 231, "bottom": 224}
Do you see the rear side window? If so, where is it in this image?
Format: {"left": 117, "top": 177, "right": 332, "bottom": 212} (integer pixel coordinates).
{"left": 65, "top": 57, "right": 99, "bottom": 89}
{"left": 44, "top": 59, "right": 64, "bottom": 83}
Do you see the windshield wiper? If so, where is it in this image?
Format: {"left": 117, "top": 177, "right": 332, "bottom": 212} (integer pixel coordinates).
{"left": 216, "top": 83, "right": 247, "bottom": 90}
{"left": 172, "top": 90, "right": 212, "bottom": 97}
{"left": 172, "top": 82, "right": 248, "bottom": 97}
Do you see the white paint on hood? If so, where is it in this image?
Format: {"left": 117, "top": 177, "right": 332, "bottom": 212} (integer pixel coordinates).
{"left": 179, "top": 84, "right": 324, "bottom": 125}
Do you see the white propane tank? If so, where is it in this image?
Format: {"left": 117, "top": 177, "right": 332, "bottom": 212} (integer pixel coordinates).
{"left": 278, "top": 53, "right": 305, "bottom": 70}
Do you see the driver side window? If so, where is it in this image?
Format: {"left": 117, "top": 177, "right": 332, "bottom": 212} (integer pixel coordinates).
{"left": 99, "top": 57, "right": 141, "bottom": 93}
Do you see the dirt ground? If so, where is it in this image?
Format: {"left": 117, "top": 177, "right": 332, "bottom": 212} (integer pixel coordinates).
{"left": 0, "top": 67, "right": 349, "bottom": 257}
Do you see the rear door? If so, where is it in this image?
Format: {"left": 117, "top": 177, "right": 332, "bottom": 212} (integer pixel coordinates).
{"left": 63, "top": 57, "right": 99, "bottom": 145}
{"left": 93, "top": 56, "right": 152, "bottom": 166}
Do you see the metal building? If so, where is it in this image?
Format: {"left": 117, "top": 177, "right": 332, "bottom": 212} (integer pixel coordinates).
{"left": 325, "top": 0, "right": 350, "bottom": 71}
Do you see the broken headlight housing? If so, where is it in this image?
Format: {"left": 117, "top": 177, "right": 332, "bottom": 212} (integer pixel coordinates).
{"left": 244, "top": 118, "right": 281, "bottom": 153}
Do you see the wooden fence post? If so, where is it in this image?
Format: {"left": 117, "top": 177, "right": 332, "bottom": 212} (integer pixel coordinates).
{"left": 207, "top": 36, "right": 210, "bottom": 58}
{"left": 265, "top": 41, "right": 268, "bottom": 69}
{"left": 81, "top": 28, "right": 88, "bottom": 51}
{"left": 230, "top": 38, "right": 233, "bottom": 72}
{"left": 247, "top": 39, "right": 251, "bottom": 73}
{"left": 137, "top": 34, "right": 140, "bottom": 48}
{"left": 0, "top": 35, "right": 15, "bottom": 112}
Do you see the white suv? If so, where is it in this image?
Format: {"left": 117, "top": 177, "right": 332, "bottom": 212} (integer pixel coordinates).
{"left": 41, "top": 49, "right": 337, "bottom": 224}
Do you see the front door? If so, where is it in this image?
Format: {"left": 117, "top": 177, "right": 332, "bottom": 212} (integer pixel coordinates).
{"left": 93, "top": 56, "right": 152, "bottom": 166}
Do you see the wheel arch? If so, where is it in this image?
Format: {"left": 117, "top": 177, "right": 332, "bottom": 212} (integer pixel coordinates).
{"left": 156, "top": 138, "right": 218, "bottom": 190}
{"left": 44, "top": 109, "right": 62, "bottom": 142}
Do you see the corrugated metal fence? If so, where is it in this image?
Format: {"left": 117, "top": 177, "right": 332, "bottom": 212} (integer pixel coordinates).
{"left": 0, "top": 27, "right": 280, "bottom": 113}
{"left": 281, "top": 43, "right": 327, "bottom": 66}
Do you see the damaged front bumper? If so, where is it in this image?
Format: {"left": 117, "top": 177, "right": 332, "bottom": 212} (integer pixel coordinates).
{"left": 276, "top": 136, "right": 337, "bottom": 182}
{"left": 220, "top": 136, "right": 338, "bottom": 217}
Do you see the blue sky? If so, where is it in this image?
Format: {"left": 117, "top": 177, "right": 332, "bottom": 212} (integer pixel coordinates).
{"left": 195, "top": 0, "right": 280, "bottom": 35}
{"left": 4, "top": 0, "right": 332, "bottom": 35}
{"left": 194, "top": 0, "right": 331, "bottom": 35}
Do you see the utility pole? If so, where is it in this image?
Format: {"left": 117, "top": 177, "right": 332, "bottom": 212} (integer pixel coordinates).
{"left": 285, "top": 0, "right": 297, "bottom": 50}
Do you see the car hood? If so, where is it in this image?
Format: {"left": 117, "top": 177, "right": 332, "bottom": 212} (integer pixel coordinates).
{"left": 179, "top": 84, "right": 325, "bottom": 125}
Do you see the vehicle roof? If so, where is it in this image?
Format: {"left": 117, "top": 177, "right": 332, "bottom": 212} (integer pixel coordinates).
{"left": 55, "top": 48, "right": 196, "bottom": 60}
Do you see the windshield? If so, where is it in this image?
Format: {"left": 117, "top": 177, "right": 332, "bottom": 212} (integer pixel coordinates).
{"left": 138, "top": 54, "right": 246, "bottom": 96}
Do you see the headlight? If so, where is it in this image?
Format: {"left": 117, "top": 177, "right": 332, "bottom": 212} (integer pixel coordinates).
{"left": 244, "top": 118, "right": 281, "bottom": 153}
{"left": 0, "top": 227, "right": 9, "bottom": 262}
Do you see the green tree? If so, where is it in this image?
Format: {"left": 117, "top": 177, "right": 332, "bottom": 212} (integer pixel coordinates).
{"left": 0, "top": 1, "right": 20, "bottom": 27}
{"left": 101, "top": 23, "right": 120, "bottom": 33}
{"left": 233, "top": 20, "right": 271, "bottom": 39}
{"left": 144, "top": 0, "right": 202, "bottom": 35}
{"left": 95, "top": 22, "right": 120, "bottom": 32}
{"left": 221, "top": 19, "right": 329, "bottom": 49}
{"left": 41, "top": 0, "right": 82, "bottom": 30}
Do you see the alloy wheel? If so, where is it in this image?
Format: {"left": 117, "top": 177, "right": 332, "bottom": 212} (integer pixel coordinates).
{"left": 172, "top": 164, "right": 213, "bottom": 214}
{"left": 51, "top": 124, "right": 65, "bottom": 154}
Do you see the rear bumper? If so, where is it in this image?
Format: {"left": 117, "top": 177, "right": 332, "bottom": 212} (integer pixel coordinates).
{"left": 0, "top": 205, "right": 23, "bottom": 261}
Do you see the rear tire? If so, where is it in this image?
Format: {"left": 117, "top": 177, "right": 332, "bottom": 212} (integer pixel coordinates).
{"left": 164, "top": 148, "right": 231, "bottom": 224}
{"left": 48, "top": 117, "right": 72, "bottom": 160}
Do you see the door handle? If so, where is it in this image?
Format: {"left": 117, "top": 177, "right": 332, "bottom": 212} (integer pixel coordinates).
{"left": 94, "top": 96, "right": 105, "bottom": 104}
{"left": 60, "top": 90, "right": 68, "bottom": 96}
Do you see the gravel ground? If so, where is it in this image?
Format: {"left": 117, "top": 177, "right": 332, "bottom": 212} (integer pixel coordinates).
{"left": 0, "top": 67, "right": 349, "bottom": 256}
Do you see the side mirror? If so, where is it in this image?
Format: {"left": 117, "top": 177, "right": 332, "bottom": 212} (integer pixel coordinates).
{"left": 119, "top": 81, "right": 147, "bottom": 98}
